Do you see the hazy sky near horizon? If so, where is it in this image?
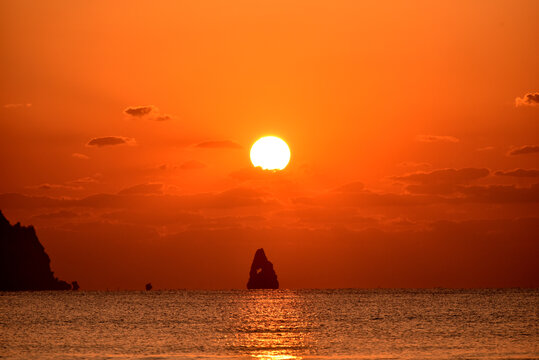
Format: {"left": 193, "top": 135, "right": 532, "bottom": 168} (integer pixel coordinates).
{"left": 1, "top": 0, "right": 538, "bottom": 289}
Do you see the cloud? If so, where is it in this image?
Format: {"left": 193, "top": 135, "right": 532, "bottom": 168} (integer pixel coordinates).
{"left": 229, "top": 166, "right": 282, "bottom": 181}
{"left": 180, "top": 160, "right": 206, "bottom": 170}
{"left": 397, "top": 162, "right": 432, "bottom": 169}
{"left": 124, "top": 105, "right": 156, "bottom": 117}
{"left": 494, "top": 169, "right": 539, "bottom": 178}
{"left": 68, "top": 174, "right": 101, "bottom": 185}
{"left": 3, "top": 103, "right": 31, "bottom": 109}
{"left": 72, "top": 153, "right": 89, "bottom": 160}
{"left": 415, "top": 135, "right": 459, "bottom": 143}
{"left": 394, "top": 168, "right": 490, "bottom": 185}
{"left": 32, "top": 210, "right": 80, "bottom": 220}
{"left": 86, "top": 136, "right": 135, "bottom": 147}
{"left": 277, "top": 207, "right": 377, "bottom": 230}
{"left": 0, "top": 186, "right": 274, "bottom": 213}
{"left": 123, "top": 105, "right": 173, "bottom": 121}
{"left": 227, "top": 167, "right": 299, "bottom": 194}
{"left": 507, "top": 145, "right": 539, "bottom": 156}
{"left": 195, "top": 140, "right": 242, "bottom": 149}
{"left": 0, "top": 192, "right": 80, "bottom": 209}
{"left": 29, "top": 183, "right": 83, "bottom": 191}
{"left": 333, "top": 181, "right": 365, "bottom": 193}
{"left": 515, "top": 92, "right": 539, "bottom": 107}
{"left": 295, "top": 188, "right": 440, "bottom": 208}
{"left": 400, "top": 182, "right": 539, "bottom": 204}
{"left": 118, "top": 183, "right": 163, "bottom": 195}
{"left": 199, "top": 187, "right": 270, "bottom": 209}
{"left": 457, "top": 183, "right": 539, "bottom": 203}
{"left": 24, "top": 174, "right": 101, "bottom": 193}
{"left": 393, "top": 168, "right": 490, "bottom": 195}
{"left": 297, "top": 180, "right": 539, "bottom": 210}
{"left": 476, "top": 146, "right": 494, "bottom": 152}
{"left": 154, "top": 114, "right": 172, "bottom": 121}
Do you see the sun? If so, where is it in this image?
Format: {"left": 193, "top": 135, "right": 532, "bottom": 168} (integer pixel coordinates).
{"left": 250, "top": 136, "right": 291, "bottom": 170}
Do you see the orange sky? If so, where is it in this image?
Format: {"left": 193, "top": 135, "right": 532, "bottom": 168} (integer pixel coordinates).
{"left": 1, "top": 0, "right": 538, "bottom": 289}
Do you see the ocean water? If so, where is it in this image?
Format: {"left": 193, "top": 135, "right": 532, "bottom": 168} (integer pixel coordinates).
{"left": 0, "top": 289, "right": 537, "bottom": 359}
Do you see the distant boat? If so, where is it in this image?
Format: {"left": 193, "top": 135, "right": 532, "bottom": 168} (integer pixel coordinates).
{"left": 145, "top": 283, "right": 152, "bottom": 291}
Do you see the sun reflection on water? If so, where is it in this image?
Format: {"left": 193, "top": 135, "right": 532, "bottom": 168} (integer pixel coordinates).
{"left": 252, "top": 354, "right": 302, "bottom": 360}
{"left": 226, "top": 290, "right": 313, "bottom": 359}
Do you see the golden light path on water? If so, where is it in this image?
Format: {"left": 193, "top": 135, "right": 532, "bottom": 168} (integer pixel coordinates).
{"left": 228, "top": 290, "right": 311, "bottom": 360}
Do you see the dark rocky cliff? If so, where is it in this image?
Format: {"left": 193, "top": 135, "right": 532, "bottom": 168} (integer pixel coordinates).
{"left": 0, "top": 211, "right": 73, "bottom": 291}
{"left": 247, "top": 248, "right": 279, "bottom": 289}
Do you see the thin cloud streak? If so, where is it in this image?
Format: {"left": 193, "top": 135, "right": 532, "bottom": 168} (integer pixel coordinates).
{"left": 416, "top": 135, "right": 459, "bottom": 143}
{"left": 86, "top": 136, "right": 135, "bottom": 147}
{"left": 508, "top": 145, "right": 539, "bottom": 156}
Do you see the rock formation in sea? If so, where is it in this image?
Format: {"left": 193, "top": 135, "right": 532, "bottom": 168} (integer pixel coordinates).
{"left": 145, "top": 282, "right": 152, "bottom": 291}
{"left": 0, "top": 211, "right": 74, "bottom": 291}
{"left": 247, "top": 248, "right": 279, "bottom": 289}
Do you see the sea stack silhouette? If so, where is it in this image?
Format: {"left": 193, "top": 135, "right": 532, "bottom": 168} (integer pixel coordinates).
{"left": 0, "top": 211, "right": 74, "bottom": 291}
{"left": 247, "top": 248, "right": 279, "bottom": 289}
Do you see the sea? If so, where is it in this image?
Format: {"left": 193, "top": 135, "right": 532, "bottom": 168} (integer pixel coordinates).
{"left": 1, "top": 289, "right": 537, "bottom": 359}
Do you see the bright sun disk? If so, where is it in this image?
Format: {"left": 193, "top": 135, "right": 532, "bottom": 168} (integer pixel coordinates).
{"left": 250, "top": 136, "right": 291, "bottom": 170}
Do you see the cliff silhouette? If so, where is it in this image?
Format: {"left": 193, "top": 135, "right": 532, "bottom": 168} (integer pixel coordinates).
{"left": 247, "top": 248, "right": 279, "bottom": 289}
{"left": 0, "top": 211, "right": 74, "bottom": 291}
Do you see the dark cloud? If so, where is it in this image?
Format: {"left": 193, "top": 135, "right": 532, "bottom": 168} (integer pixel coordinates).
{"left": 394, "top": 168, "right": 490, "bottom": 186}
{"left": 0, "top": 193, "right": 64, "bottom": 209}
{"left": 118, "top": 183, "right": 163, "bottom": 195}
{"left": 397, "top": 183, "right": 539, "bottom": 204}
{"left": 24, "top": 175, "right": 100, "bottom": 193}
{"left": 0, "top": 186, "right": 273, "bottom": 212}
{"left": 277, "top": 207, "right": 377, "bottom": 229}
{"left": 456, "top": 183, "right": 539, "bottom": 204}
{"left": 204, "top": 187, "right": 270, "bottom": 209}
{"left": 495, "top": 169, "right": 539, "bottom": 178}
{"left": 334, "top": 181, "right": 365, "bottom": 193}
{"left": 392, "top": 168, "right": 538, "bottom": 199}
{"left": 405, "top": 183, "right": 459, "bottom": 195}
{"left": 507, "top": 145, "right": 539, "bottom": 156}
{"left": 154, "top": 114, "right": 172, "bottom": 121}
{"left": 124, "top": 105, "right": 156, "bottom": 117}
{"left": 195, "top": 140, "right": 242, "bottom": 149}
{"left": 123, "top": 105, "right": 173, "bottom": 121}
{"left": 30, "top": 183, "right": 83, "bottom": 191}
{"left": 86, "top": 136, "right": 134, "bottom": 147}
{"left": 295, "top": 189, "right": 440, "bottom": 208}
{"left": 515, "top": 92, "right": 539, "bottom": 107}
{"left": 415, "top": 135, "right": 459, "bottom": 143}
{"left": 32, "top": 210, "right": 80, "bottom": 220}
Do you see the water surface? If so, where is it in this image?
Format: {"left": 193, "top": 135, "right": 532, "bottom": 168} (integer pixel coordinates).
{"left": 1, "top": 289, "right": 537, "bottom": 359}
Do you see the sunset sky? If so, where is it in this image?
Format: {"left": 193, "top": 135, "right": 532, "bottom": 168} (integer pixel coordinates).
{"left": 1, "top": 0, "right": 538, "bottom": 289}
